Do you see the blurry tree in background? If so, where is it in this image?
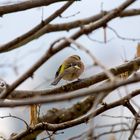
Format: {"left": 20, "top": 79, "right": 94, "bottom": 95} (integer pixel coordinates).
{"left": 1, "top": 0, "right": 140, "bottom": 140}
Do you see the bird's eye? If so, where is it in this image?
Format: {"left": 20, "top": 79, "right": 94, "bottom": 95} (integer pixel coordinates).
{"left": 71, "top": 63, "right": 77, "bottom": 67}
{"left": 71, "top": 63, "right": 74, "bottom": 66}
{"left": 68, "top": 63, "right": 76, "bottom": 67}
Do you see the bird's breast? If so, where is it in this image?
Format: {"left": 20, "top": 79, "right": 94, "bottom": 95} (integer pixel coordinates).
{"left": 62, "top": 68, "right": 82, "bottom": 81}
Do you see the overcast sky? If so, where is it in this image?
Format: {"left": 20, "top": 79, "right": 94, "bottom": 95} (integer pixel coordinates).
{"left": 0, "top": 0, "right": 140, "bottom": 139}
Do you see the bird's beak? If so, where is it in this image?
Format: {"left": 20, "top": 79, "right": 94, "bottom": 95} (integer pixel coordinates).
{"left": 74, "top": 65, "right": 80, "bottom": 69}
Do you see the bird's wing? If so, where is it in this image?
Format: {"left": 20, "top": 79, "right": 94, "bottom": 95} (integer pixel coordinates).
{"left": 52, "top": 69, "right": 68, "bottom": 85}
{"left": 55, "top": 64, "right": 62, "bottom": 78}
{"left": 55, "top": 63, "right": 73, "bottom": 78}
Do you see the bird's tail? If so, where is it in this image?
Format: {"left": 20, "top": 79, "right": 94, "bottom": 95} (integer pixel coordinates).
{"left": 51, "top": 75, "right": 63, "bottom": 85}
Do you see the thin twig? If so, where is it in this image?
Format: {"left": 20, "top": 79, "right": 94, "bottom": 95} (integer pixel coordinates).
{"left": 0, "top": 114, "right": 29, "bottom": 129}
{"left": 108, "top": 26, "right": 140, "bottom": 41}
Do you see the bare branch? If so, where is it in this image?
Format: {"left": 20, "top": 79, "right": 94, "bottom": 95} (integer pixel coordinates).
{"left": 0, "top": 1, "right": 74, "bottom": 52}
{"left": 9, "top": 88, "right": 140, "bottom": 140}
{"left": 0, "top": 1, "right": 137, "bottom": 53}
{"left": 1, "top": 72, "right": 140, "bottom": 107}
{"left": 120, "top": 8, "right": 140, "bottom": 17}
{"left": 0, "top": 0, "right": 75, "bottom": 16}
{"left": 7, "top": 56, "right": 140, "bottom": 99}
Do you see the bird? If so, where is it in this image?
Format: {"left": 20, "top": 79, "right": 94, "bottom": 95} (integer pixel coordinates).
{"left": 51, "top": 55, "right": 84, "bottom": 85}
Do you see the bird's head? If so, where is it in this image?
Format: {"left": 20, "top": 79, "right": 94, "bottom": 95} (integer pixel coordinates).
{"left": 69, "top": 55, "right": 81, "bottom": 60}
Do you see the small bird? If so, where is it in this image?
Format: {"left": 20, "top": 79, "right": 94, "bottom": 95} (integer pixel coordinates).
{"left": 51, "top": 55, "right": 84, "bottom": 85}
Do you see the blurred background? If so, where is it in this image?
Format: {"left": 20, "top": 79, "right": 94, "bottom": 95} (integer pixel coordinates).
{"left": 0, "top": 0, "right": 140, "bottom": 139}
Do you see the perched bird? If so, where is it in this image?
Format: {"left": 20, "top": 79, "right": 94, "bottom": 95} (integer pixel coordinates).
{"left": 51, "top": 55, "right": 84, "bottom": 85}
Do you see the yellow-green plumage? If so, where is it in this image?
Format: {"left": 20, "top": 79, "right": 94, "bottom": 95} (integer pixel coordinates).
{"left": 55, "top": 64, "right": 65, "bottom": 78}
